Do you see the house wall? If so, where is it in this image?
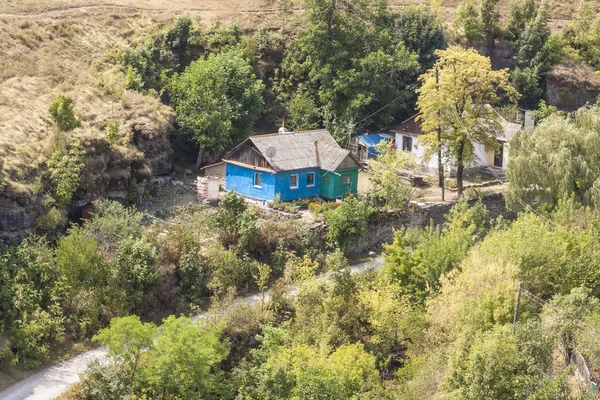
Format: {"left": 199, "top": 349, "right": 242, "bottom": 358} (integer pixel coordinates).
{"left": 275, "top": 168, "right": 321, "bottom": 201}
{"left": 320, "top": 169, "right": 359, "bottom": 199}
{"left": 225, "top": 163, "right": 276, "bottom": 201}
{"left": 394, "top": 132, "right": 509, "bottom": 174}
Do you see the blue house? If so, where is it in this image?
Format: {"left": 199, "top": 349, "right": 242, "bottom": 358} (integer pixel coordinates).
{"left": 223, "top": 129, "right": 361, "bottom": 201}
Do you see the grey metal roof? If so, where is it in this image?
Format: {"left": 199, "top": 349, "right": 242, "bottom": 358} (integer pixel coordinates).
{"left": 249, "top": 130, "right": 352, "bottom": 172}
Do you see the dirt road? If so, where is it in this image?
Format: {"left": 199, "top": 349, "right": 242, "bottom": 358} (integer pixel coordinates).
{"left": 0, "top": 257, "right": 384, "bottom": 400}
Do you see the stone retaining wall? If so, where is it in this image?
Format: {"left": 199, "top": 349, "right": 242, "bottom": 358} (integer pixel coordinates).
{"left": 348, "top": 192, "right": 515, "bottom": 255}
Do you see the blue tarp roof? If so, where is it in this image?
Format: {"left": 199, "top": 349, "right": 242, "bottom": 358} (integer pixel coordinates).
{"left": 357, "top": 133, "right": 394, "bottom": 157}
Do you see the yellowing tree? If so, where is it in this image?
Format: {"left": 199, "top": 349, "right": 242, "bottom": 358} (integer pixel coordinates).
{"left": 416, "top": 46, "right": 517, "bottom": 196}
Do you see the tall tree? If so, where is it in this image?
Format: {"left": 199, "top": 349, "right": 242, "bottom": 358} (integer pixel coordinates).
{"left": 507, "top": 105, "right": 600, "bottom": 210}
{"left": 277, "top": 0, "right": 421, "bottom": 143}
{"left": 417, "top": 47, "right": 517, "bottom": 196}
{"left": 168, "top": 48, "right": 264, "bottom": 169}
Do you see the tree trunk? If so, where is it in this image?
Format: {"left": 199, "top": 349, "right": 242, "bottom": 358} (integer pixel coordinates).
{"left": 437, "top": 129, "right": 445, "bottom": 201}
{"left": 456, "top": 140, "right": 465, "bottom": 197}
{"left": 194, "top": 148, "right": 205, "bottom": 171}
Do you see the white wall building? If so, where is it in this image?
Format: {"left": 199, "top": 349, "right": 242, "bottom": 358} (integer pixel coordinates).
{"left": 390, "top": 114, "right": 522, "bottom": 176}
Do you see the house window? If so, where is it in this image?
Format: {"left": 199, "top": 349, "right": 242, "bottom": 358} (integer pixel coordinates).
{"left": 323, "top": 176, "right": 330, "bottom": 184}
{"left": 290, "top": 174, "right": 299, "bottom": 189}
{"left": 341, "top": 175, "right": 351, "bottom": 186}
{"left": 253, "top": 172, "right": 262, "bottom": 188}
{"left": 307, "top": 172, "right": 315, "bottom": 187}
{"left": 402, "top": 136, "right": 413, "bottom": 152}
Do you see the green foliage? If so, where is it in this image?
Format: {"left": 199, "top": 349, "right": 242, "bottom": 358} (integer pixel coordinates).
{"left": 112, "top": 238, "right": 159, "bottom": 313}
{"left": 563, "top": 0, "right": 600, "bottom": 69}
{"left": 394, "top": 6, "right": 447, "bottom": 73}
{"left": 453, "top": 0, "right": 499, "bottom": 47}
{"left": 139, "top": 316, "right": 229, "bottom": 398}
{"left": 369, "top": 141, "right": 415, "bottom": 210}
{"left": 47, "top": 140, "right": 85, "bottom": 208}
{"left": 215, "top": 191, "right": 261, "bottom": 253}
{"left": 168, "top": 48, "right": 264, "bottom": 152}
{"left": 34, "top": 207, "right": 66, "bottom": 234}
{"left": 507, "top": 106, "right": 600, "bottom": 210}
{"left": 324, "top": 196, "right": 372, "bottom": 250}
{"left": 93, "top": 315, "right": 156, "bottom": 387}
{"left": 383, "top": 199, "right": 487, "bottom": 302}
{"left": 510, "top": 1, "right": 558, "bottom": 108}
{"left": 48, "top": 94, "right": 81, "bottom": 132}
{"left": 417, "top": 46, "right": 517, "bottom": 195}
{"left": 504, "top": 0, "right": 536, "bottom": 41}
{"left": 127, "top": 177, "right": 143, "bottom": 206}
{"left": 542, "top": 287, "right": 600, "bottom": 349}
{"left": 530, "top": 99, "right": 564, "bottom": 123}
{"left": 276, "top": 0, "right": 422, "bottom": 142}
{"left": 82, "top": 199, "right": 144, "bottom": 249}
{"left": 105, "top": 120, "right": 119, "bottom": 147}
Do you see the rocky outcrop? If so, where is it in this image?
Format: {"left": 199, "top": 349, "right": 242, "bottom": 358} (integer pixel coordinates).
{"left": 0, "top": 108, "right": 175, "bottom": 240}
{"left": 547, "top": 62, "right": 600, "bottom": 111}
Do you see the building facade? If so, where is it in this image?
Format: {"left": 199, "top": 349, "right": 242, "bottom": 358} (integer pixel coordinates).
{"left": 223, "top": 129, "right": 360, "bottom": 201}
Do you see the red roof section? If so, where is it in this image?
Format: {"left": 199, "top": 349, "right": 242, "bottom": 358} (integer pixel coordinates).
{"left": 390, "top": 114, "right": 424, "bottom": 136}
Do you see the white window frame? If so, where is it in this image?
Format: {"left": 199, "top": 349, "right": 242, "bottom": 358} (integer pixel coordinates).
{"left": 253, "top": 172, "right": 262, "bottom": 188}
{"left": 341, "top": 175, "right": 351, "bottom": 186}
{"left": 290, "top": 174, "right": 299, "bottom": 189}
{"left": 306, "top": 172, "right": 315, "bottom": 187}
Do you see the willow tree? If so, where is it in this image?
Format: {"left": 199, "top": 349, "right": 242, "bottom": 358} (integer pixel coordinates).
{"left": 416, "top": 46, "right": 517, "bottom": 196}
{"left": 507, "top": 106, "right": 600, "bottom": 210}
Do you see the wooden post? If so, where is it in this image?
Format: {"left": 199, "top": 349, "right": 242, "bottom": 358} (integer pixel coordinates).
{"left": 513, "top": 282, "right": 523, "bottom": 333}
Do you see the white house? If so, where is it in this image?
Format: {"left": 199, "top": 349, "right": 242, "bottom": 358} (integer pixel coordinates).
{"left": 390, "top": 113, "right": 522, "bottom": 176}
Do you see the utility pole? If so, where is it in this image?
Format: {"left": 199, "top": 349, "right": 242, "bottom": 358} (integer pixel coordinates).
{"left": 435, "top": 66, "right": 445, "bottom": 201}
{"left": 512, "top": 282, "right": 523, "bottom": 333}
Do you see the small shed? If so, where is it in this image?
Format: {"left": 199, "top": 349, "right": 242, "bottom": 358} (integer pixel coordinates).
{"left": 350, "top": 133, "right": 394, "bottom": 163}
{"left": 200, "top": 161, "right": 226, "bottom": 178}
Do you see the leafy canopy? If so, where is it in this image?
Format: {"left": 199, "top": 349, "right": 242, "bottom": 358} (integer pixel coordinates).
{"left": 168, "top": 48, "right": 264, "bottom": 152}
{"left": 417, "top": 46, "right": 517, "bottom": 195}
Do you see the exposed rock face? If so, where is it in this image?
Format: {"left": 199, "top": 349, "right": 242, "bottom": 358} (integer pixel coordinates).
{"left": 547, "top": 63, "right": 600, "bottom": 111}
{"left": 0, "top": 108, "right": 175, "bottom": 240}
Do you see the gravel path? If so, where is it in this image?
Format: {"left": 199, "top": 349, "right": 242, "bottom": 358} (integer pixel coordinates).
{"left": 0, "top": 257, "right": 383, "bottom": 400}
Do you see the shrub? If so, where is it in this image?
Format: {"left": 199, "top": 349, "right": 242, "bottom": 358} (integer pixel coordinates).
{"left": 324, "top": 197, "right": 372, "bottom": 251}
{"left": 47, "top": 140, "right": 85, "bottom": 208}
{"left": 35, "top": 207, "right": 66, "bottom": 234}
{"left": 48, "top": 94, "right": 81, "bottom": 132}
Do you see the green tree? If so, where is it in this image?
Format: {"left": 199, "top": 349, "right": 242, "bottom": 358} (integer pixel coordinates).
{"left": 510, "top": 0, "right": 557, "bottom": 108}
{"left": 277, "top": 0, "right": 420, "bottom": 142}
{"left": 82, "top": 199, "right": 144, "bottom": 250}
{"left": 507, "top": 108, "right": 600, "bottom": 209}
{"left": 504, "top": 0, "right": 536, "bottom": 41}
{"left": 48, "top": 94, "right": 81, "bottom": 132}
{"left": 369, "top": 141, "right": 416, "bottom": 210}
{"left": 453, "top": 0, "right": 499, "bottom": 48}
{"left": 417, "top": 46, "right": 517, "bottom": 196}
{"left": 93, "top": 315, "right": 157, "bottom": 388}
{"left": 168, "top": 48, "right": 264, "bottom": 169}
{"left": 112, "top": 238, "right": 159, "bottom": 313}
{"left": 140, "top": 316, "right": 229, "bottom": 398}
{"left": 324, "top": 196, "right": 372, "bottom": 250}
{"left": 47, "top": 140, "right": 85, "bottom": 208}
{"left": 394, "top": 6, "right": 447, "bottom": 73}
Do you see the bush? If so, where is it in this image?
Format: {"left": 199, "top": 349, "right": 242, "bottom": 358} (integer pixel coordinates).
{"left": 48, "top": 94, "right": 81, "bottom": 132}
{"left": 324, "top": 197, "right": 372, "bottom": 251}
{"left": 35, "top": 207, "right": 66, "bottom": 234}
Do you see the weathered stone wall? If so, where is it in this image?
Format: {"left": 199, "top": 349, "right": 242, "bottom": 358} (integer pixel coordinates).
{"left": 348, "top": 192, "right": 515, "bottom": 255}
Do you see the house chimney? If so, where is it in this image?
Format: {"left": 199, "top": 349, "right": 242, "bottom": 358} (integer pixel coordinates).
{"left": 278, "top": 119, "right": 292, "bottom": 134}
